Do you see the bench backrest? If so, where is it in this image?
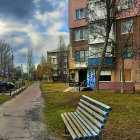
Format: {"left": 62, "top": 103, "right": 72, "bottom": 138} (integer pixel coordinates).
{"left": 76, "top": 95, "right": 112, "bottom": 135}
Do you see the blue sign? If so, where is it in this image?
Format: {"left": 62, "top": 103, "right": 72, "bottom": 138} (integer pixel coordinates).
{"left": 87, "top": 70, "right": 95, "bottom": 88}
{"left": 5, "top": 71, "right": 10, "bottom": 75}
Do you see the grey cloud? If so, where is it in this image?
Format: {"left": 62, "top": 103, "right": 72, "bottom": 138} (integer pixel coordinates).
{"left": 0, "top": 0, "right": 54, "bottom": 21}
{"left": 38, "top": 0, "right": 54, "bottom": 14}
{"left": 0, "top": 0, "right": 35, "bottom": 20}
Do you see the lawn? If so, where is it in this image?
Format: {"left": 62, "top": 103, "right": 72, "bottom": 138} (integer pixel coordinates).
{"left": 25, "top": 81, "right": 34, "bottom": 88}
{"left": 40, "top": 81, "right": 140, "bottom": 140}
{"left": 0, "top": 81, "right": 34, "bottom": 105}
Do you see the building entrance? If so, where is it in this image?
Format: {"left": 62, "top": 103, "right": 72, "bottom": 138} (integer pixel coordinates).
{"left": 79, "top": 70, "right": 87, "bottom": 86}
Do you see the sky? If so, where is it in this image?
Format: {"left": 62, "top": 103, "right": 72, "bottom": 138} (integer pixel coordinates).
{"left": 0, "top": 0, "right": 69, "bottom": 72}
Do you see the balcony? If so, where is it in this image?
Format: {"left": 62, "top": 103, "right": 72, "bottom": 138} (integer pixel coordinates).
{"left": 88, "top": 57, "right": 114, "bottom": 67}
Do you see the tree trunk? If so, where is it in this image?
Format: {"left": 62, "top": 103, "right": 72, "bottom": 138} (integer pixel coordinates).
{"left": 121, "top": 46, "right": 125, "bottom": 94}
{"left": 94, "top": 30, "right": 110, "bottom": 93}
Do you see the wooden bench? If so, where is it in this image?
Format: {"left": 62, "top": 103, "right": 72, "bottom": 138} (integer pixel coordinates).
{"left": 61, "top": 95, "right": 112, "bottom": 140}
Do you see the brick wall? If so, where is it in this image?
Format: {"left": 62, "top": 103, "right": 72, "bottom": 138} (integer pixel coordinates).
{"left": 99, "top": 82, "right": 134, "bottom": 91}
{"left": 70, "top": 27, "right": 88, "bottom": 58}
{"left": 68, "top": 0, "right": 87, "bottom": 29}
{"left": 111, "top": 16, "right": 140, "bottom": 90}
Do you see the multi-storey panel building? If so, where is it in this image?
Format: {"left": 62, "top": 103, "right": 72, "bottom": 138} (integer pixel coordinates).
{"left": 47, "top": 48, "right": 69, "bottom": 82}
{"left": 69, "top": 0, "right": 140, "bottom": 90}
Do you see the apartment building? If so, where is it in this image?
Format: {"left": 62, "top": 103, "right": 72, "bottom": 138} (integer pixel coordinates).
{"left": 69, "top": 0, "right": 88, "bottom": 85}
{"left": 47, "top": 48, "right": 69, "bottom": 82}
{"left": 69, "top": 0, "right": 140, "bottom": 90}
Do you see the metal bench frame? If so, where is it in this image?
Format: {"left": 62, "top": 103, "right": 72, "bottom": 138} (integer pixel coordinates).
{"left": 61, "top": 95, "right": 112, "bottom": 140}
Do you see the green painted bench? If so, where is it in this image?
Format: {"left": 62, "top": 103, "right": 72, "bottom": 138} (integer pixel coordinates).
{"left": 61, "top": 95, "right": 112, "bottom": 140}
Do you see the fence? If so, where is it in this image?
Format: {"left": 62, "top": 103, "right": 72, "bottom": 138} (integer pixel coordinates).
{"left": 0, "top": 81, "right": 25, "bottom": 96}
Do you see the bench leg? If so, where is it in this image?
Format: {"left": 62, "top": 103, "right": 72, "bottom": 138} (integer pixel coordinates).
{"left": 64, "top": 124, "right": 67, "bottom": 134}
{"left": 95, "top": 137, "right": 98, "bottom": 140}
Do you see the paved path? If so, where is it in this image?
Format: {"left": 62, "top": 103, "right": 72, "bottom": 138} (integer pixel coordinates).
{"left": 0, "top": 82, "right": 56, "bottom": 140}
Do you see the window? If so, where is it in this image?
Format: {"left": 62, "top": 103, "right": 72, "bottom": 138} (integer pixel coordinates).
{"left": 99, "top": 71, "right": 111, "bottom": 82}
{"left": 63, "top": 71, "right": 67, "bottom": 74}
{"left": 122, "top": 0, "right": 132, "bottom": 9}
{"left": 75, "top": 51, "right": 80, "bottom": 61}
{"left": 75, "top": 50, "right": 88, "bottom": 61}
{"left": 89, "top": 23, "right": 106, "bottom": 36}
{"left": 120, "top": 69, "right": 132, "bottom": 82}
{"left": 100, "top": 75, "right": 111, "bottom": 81}
{"left": 64, "top": 65, "right": 67, "bottom": 69}
{"left": 89, "top": 44, "right": 113, "bottom": 58}
{"left": 75, "top": 8, "right": 87, "bottom": 20}
{"left": 121, "top": 45, "right": 133, "bottom": 59}
{"left": 121, "top": 20, "right": 133, "bottom": 34}
{"left": 80, "top": 51, "right": 85, "bottom": 61}
{"left": 75, "top": 29, "right": 88, "bottom": 41}
{"left": 125, "top": 45, "right": 132, "bottom": 59}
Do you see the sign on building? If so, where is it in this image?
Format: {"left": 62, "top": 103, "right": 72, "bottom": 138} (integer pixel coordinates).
{"left": 87, "top": 69, "right": 95, "bottom": 88}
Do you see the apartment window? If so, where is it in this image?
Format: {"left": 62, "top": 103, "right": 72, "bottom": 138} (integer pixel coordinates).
{"left": 64, "top": 65, "right": 67, "bottom": 69}
{"left": 121, "top": 45, "right": 133, "bottom": 59}
{"left": 52, "top": 58, "right": 57, "bottom": 63}
{"left": 122, "top": 0, "right": 132, "bottom": 9}
{"left": 99, "top": 71, "right": 111, "bottom": 82}
{"left": 53, "top": 53, "right": 57, "bottom": 56}
{"left": 125, "top": 45, "right": 133, "bottom": 59}
{"left": 120, "top": 69, "right": 132, "bottom": 82}
{"left": 75, "top": 29, "right": 87, "bottom": 41}
{"left": 75, "top": 50, "right": 88, "bottom": 62}
{"left": 90, "top": 23, "right": 105, "bottom": 36}
{"left": 75, "top": 8, "right": 87, "bottom": 20}
{"left": 121, "top": 20, "right": 133, "bottom": 34}
{"left": 63, "top": 71, "right": 67, "bottom": 74}
{"left": 75, "top": 51, "right": 80, "bottom": 61}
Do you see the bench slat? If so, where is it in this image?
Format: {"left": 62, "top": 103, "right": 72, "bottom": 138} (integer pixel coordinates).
{"left": 79, "top": 102, "right": 106, "bottom": 122}
{"left": 67, "top": 113, "right": 88, "bottom": 139}
{"left": 80, "top": 99, "right": 108, "bottom": 116}
{"left": 76, "top": 110, "right": 102, "bottom": 135}
{"left": 71, "top": 112, "right": 94, "bottom": 138}
{"left": 61, "top": 114, "right": 77, "bottom": 140}
{"left": 74, "top": 112, "right": 100, "bottom": 137}
{"left": 82, "top": 95, "right": 112, "bottom": 111}
{"left": 70, "top": 112, "right": 93, "bottom": 139}
{"left": 64, "top": 113, "right": 83, "bottom": 139}
{"left": 77, "top": 107, "right": 104, "bottom": 129}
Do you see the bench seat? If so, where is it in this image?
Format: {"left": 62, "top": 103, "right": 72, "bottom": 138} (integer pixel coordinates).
{"left": 61, "top": 95, "right": 112, "bottom": 140}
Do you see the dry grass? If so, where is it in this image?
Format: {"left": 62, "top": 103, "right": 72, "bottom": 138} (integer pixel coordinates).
{"left": 40, "top": 81, "right": 140, "bottom": 140}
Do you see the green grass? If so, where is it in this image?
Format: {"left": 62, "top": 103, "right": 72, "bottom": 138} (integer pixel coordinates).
{"left": 40, "top": 81, "right": 140, "bottom": 140}
{"left": 0, "top": 95, "right": 11, "bottom": 105}
{"left": 25, "top": 81, "right": 34, "bottom": 88}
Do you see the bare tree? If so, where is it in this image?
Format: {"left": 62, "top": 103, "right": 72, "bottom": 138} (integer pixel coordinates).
{"left": 57, "top": 35, "right": 69, "bottom": 82}
{"left": 27, "top": 48, "right": 35, "bottom": 80}
{"left": 0, "top": 40, "right": 14, "bottom": 81}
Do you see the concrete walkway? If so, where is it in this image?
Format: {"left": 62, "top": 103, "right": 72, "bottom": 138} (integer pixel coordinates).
{"left": 0, "top": 82, "right": 56, "bottom": 140}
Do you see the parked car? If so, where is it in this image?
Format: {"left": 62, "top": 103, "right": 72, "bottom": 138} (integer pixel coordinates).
{"left": 10, "top": 78, "right": 16, "bottom": 83}
{"left": 0, "top": 81, "right": 15, "bottom": 92}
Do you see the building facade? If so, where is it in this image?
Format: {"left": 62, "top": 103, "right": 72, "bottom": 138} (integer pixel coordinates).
{"left": 69, "top": 0, "right": 88, "bottom": 86}
{"left": 68, "top": 0, "right": 140, "bottom": 90}
{"left": 47, "top": 48, "right": 69, "bottom": 82}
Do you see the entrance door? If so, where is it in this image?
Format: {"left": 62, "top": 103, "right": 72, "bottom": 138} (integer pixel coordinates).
{"left": 79, "top": 70, "right": 87, "bottom": 86}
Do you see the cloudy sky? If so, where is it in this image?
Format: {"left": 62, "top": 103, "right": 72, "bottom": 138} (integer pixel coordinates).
{"left": 0, "top": 0, "right": 69, "bottom": 72}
